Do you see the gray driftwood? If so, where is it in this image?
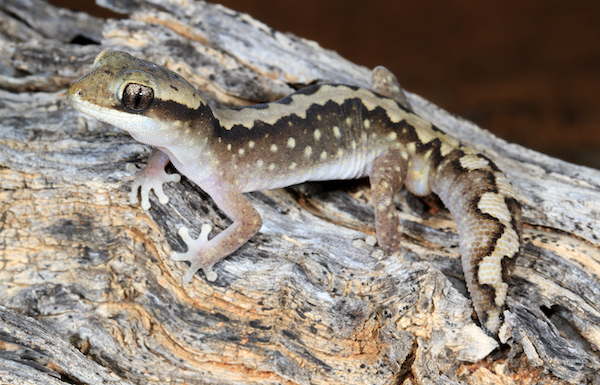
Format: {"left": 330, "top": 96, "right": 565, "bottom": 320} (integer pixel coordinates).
{"left": 1, "top": 0, "right": 599, "bottom": 384}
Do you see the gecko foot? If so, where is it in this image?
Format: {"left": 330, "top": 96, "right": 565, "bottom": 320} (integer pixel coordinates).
{"left": 129, "top": 164, "right": 181, "bottom": 210}
{"left": 171, "top": 224, "right": 217, "bottom": 283}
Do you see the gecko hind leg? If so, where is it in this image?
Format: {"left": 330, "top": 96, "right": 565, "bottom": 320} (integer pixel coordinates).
{"left": 369, "top": 150, "right": 408, "bottom": 252}
{"left": 370, "top": 66, "right": 413, "bottom": 112}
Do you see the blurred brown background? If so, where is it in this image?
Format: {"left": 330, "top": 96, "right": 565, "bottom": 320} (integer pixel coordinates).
{"left": 49, "top": 0, "right": 600, "bottom": 169}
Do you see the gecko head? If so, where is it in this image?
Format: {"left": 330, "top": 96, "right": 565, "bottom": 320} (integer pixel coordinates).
{"left": 67, "top": 49, "right": 213, "bottom": 147}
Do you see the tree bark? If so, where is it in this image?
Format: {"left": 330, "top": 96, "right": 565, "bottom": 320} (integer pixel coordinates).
{"left": 1, "top": 1, "right": 599, "bottom": 384}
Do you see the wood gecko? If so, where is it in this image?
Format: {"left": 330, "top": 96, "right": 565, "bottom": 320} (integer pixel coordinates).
{"left": 67, "top": 49, "right": 522, "bottom": 335}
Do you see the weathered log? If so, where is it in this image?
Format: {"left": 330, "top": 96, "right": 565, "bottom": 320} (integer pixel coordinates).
{"left": 1, "top": 0, "right": 599, "bottom": 384}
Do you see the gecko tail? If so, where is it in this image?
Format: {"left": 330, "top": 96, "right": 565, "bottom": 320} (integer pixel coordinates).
{"left": 430, "top": 150, "right": 522, "bottom": 335}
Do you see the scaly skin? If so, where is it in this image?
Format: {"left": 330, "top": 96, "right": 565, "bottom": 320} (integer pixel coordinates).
{"left": 67, "top": 50, "right": 522, "bottom": 335}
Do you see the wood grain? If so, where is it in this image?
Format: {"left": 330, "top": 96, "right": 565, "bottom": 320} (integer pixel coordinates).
{"left": 1, "top": 0, "right": 599, "bottom": 384}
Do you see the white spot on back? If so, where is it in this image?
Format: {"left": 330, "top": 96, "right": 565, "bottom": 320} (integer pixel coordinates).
{"left": 270, "top": 144, "right": 278, "bottom": 152}
{"left": 314, "top": 129, "right": 322, "bottom": 141}
{"left": 287, "top": 137, "right": 296, "bottom": 148}
{"left": 304, "top": 146, "right": 312, "bottom": 158}
{"left": 333, "top": 126, "right": 341, "bottom": 139}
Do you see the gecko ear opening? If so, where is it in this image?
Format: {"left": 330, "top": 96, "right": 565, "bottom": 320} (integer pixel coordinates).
{"left": 122, "top": 83, "right": 155, "bottom": 112}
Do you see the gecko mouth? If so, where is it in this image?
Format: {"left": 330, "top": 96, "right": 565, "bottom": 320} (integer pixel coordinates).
{"left": 67, "top": 89, "right": 131, "bottom": 121}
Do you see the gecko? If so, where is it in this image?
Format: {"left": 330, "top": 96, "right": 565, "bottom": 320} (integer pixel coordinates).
{"left": 67, "top": 49, "right": 522, "bottom": 335}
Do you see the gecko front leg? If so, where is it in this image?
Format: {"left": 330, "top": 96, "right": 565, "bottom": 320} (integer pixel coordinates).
{"left": 130, "top": 149, "right": 261, "bottom": 283}
{"left": 129, "top": 148, "right": 181, "bottom": 209}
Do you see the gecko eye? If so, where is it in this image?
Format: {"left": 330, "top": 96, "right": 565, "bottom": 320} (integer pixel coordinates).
{"left": 122, "top": 83, "right": 154, "bottom": 112}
